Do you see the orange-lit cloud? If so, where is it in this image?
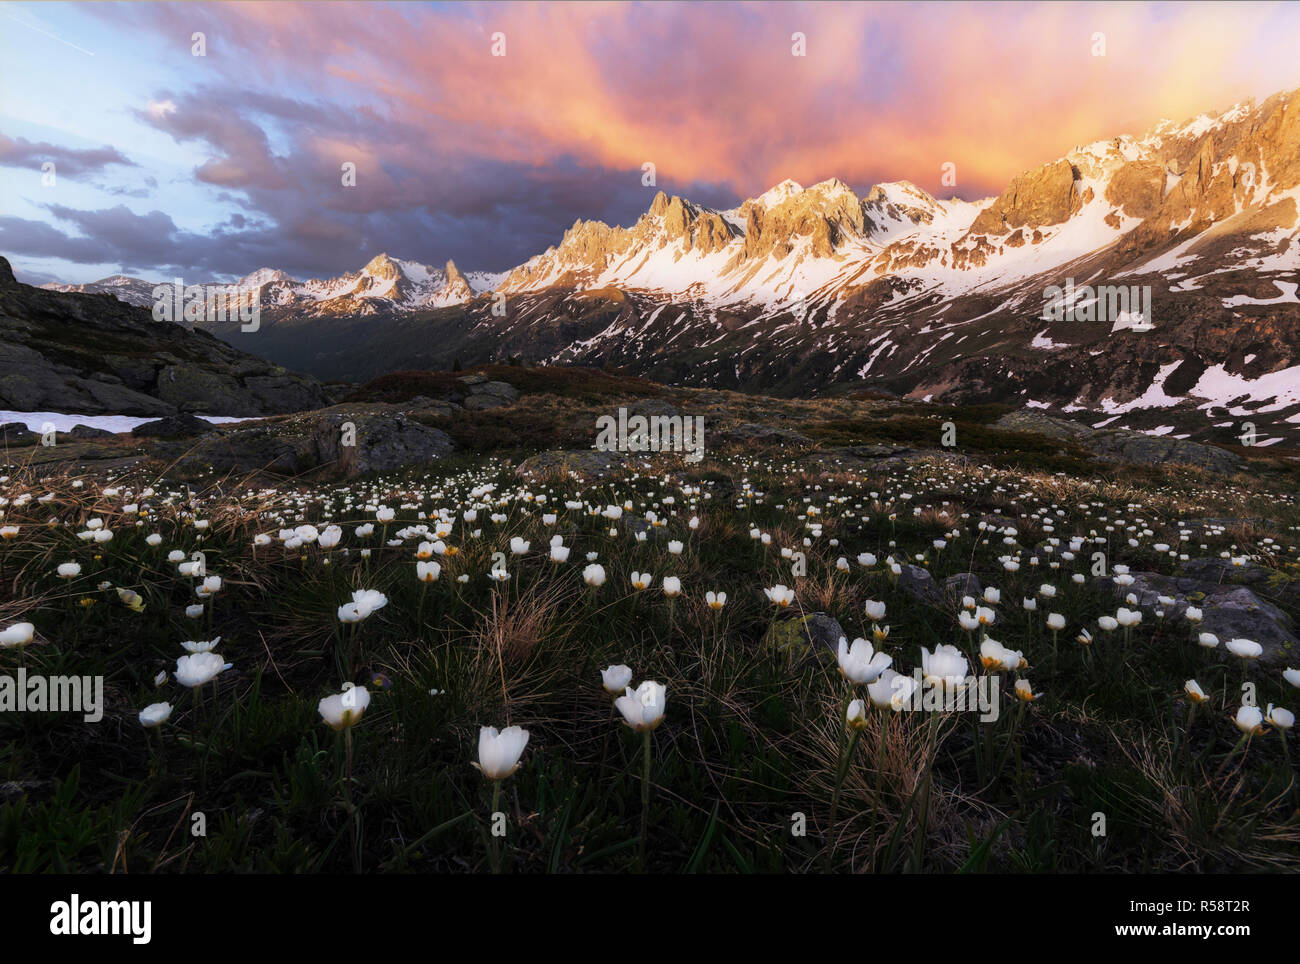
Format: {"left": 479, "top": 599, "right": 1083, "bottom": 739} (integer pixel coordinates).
{"left": 134, "top": 0, "right": 1300, "bottom": 200}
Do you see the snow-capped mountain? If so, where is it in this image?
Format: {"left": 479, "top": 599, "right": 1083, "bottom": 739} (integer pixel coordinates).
{"left": 42, "top": 254, "right": 497, "bottom": 322}
{"left": 37, "top": 86, "right": 1300, "bottom": 444}
{"left": 42, "top": 274, "right": 159, "bottom": 308}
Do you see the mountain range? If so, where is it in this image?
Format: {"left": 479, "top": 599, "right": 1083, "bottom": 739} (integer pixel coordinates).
{"left": 36, "top": 87, "right": 1300, "bottom": 445}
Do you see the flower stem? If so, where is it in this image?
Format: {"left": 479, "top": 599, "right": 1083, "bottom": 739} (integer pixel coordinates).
{"left": 824, "top": 727, "right": 862, "bottom": 872}
{"left": 488, "top": 780, "right": 502, "bottom": 874}
{"left": 638, "top": 730, "right": 652, "bottom": 872}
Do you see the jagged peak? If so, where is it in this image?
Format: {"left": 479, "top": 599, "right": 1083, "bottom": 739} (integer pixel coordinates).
{"left": 361, "top": 252, "right": 401, "bottom": 277}
{"left": 753, "top": 179, "right": 804, "bottom": 208}
{"left": 806, "top": 177, "right": 858, "bottom": 199}
{"left": 865, "top": 180, "right": 939, "bottom": 209}
{"left": 443, "top": 259, "right": 468, "bottom": 286}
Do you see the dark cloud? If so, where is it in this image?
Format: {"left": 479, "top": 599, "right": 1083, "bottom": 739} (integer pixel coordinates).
{"left": 0, "top": 134, "right": 137, "bottom": 179}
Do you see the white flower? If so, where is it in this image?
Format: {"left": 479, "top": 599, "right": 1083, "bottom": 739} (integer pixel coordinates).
{"left": 867, "top": 669, "right": 916, "bottom": 711}
{"left": 764, "top": 584, "right": 795, "bottom": 607}
{"left": 662, "top": 576, "right": 682, "bottom": 597}
{"left": 1116, "top": 608, "right": 1142, "bottom": 628}
{"left": 983, "top": 588, "right": 1001, "bottom": 605}
{"left": 338, "top": 588, "right": 386, "bottom": 623}
{"left": 139, "top": 702, "right": 173, "bottom": 728}
{"left": 57, "top": 562, "right": 82, "bottom": 579}
{"left": 920, "top": 644, "right": 969, "bottom": 691}
{"left": 615, "top": 680, "right": 667, "bottom": 732}
{"left": 846, "top": 699, "right": 867, "bottom": 729}
{"left": 509, "top": 537, "right": 530, "bottom": 555}
{"left": 0, "top": 622, "right": 35, "bottom": 648}
{"left": 601, "top": 664, "right": 633, "bottom": 695}
{"left": 318, "top": 685, "right": 371, "bottom": 730}
{"left": 864, "top": 600, "right": 886, "bottom": 622}
{"left": 180, "top": 636, "right": 221, "bottom": 653}
{"left": 668, "top": 540, "right": 683, "bottom": 555}
{"left": 1013, "top": 679, "right": 1041, "bottom": 702}
{"left": 706, "top": 590, "right": 727, "bottom": 610}
{"left": 1184, "top": 679, "right": 1208, "bottom": 703}
{"left": 473, "top": 725, "right": 530, "bottom": 780}
{"left": 174, "top": 652, "right": 227, "bottom": 688}
{"left": 1267, "top": 705, "right": 1294, "bottom": 731}
{"left": 1225, "top": 638, "right": 1263, "bottom": 660}
{"left": 1234, "top": 705, "right": 1265, "bottom": 735}
{"left": 630, "top": 571, "right": 651, "bottom": 590}
{"left": 416, "top": 560, "right": 441, "bottom": 583}
{"left": 549, "top": 545, "right": 570, "bottom": 563}
{"left": 1285, "top": 668, "right": 1300, "bottom": 689}
{"left": 1185, "top": 606, "right": 1203, "bottom": 623}
{"left": 582, "top": 563, "right": 606, "bottom": 587}
{"left": 979, "top": 637, "right": 1024, "bottom": 672}
{"left": 1047, "top": 613, "right": 1066, "bottom": 631}
{"left": 836, "top": 637, "right": 892, "bottom": 684}
{"left": 1198, "top": 632, "right": 1219, "bottom": 649}
{"left": 376, "top": 507, "right": 395, "bottom": 523}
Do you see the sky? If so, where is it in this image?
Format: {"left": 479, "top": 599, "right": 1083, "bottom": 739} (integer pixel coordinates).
{"left": 2, "top": 0, "right": 1298, "bottom": 285}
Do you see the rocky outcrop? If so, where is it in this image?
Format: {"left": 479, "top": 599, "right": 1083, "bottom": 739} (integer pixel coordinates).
{"left": 0, "top": 258, "right": 329, "bottom": 417}
{"left": 170, "top": 407, "right": 453, "bottom": 477}
{"left": 763, "top": 612, "right": 845, "bottom": 660}
{"left": 968, "top": 159, "right": 1082, "bottom": 235}
{"left": 514, "top": 449, "right": 629, "bottom": 479}
{"left": 996, "top": 410, "right": 1243, "bottom": 474}
{"left": 1108, "top": 569, "right": 1298, "bottom": 668}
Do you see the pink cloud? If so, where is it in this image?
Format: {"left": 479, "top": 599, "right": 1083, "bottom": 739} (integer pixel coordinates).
{"left": 122, "top": 1, "right": 1300, "bottom": 202}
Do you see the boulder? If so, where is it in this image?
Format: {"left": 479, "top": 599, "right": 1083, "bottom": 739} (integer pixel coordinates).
{"left": 515, "top": 449, "right": 628, "bottom": 479}
{"left": 67, "top": 424, "right": 118, "bottom": 440}
{"left": 470, "top": 380, "right": 520, "bottom": 403}
{"left": 0, "top": 422, "right": 39, "bottom": 447}
{"left": 944, "top": 572, "right": 982, "bottom": 600}
{"left": 132, "top": 413, "right": 214, "bottom": 438}
{"left": 897, "top": 564, "right": 944, "bottom": 607}
{"left": 1110, "top": 571, "right": 1298, "bottom": 667}
{"left": 1087, "top": 430, "right": 1243, "bottom": 475}
{"left": 173, "top": 409, "right": 453, "bottom": 477}
{"left": 763, "top": 612, "right": 845, "bottom": 659}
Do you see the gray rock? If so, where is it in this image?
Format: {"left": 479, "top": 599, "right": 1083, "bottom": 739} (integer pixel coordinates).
{"left": 944, "top": 572, "right": 982, "bottom": 599}
{"left": 515, "top": 449, "right": 628, "bottom": 479}
{"left": 996, "top": 409, "right": 1243, "bottom": 474}
{"left": 470, "top": 380, "right": 520, "bottom": 403}
{"left": 174, "top": 410, "right": 454, "bottom": 477}
{"left": 463, "top": 394, "right": 508, "bottom": 411}
{"left": 133, "top": 413, "right": 214, "bottom": 438}
{"left": 67, "top": 424, "right": 118, "bottom": 440}
{"left": 898, "top": 564, "right": 944, "bottom": 607}
{"left": 1088, "top": 430, "right": 1243, "bottom": 475}
{"left": 1112, "top": 571, "right": 1298, "bottom": 667}
{"left": 996, "top": 410, "right": 1094, "bottom": 439}
{"left": 0, "top": 257, "right": 329, "bottom": 417}
{"left": 0, "top": 422, "right": 39, "bottom": 447}
{"left": 764, "top": 612, "right": 845, "bottom": 659}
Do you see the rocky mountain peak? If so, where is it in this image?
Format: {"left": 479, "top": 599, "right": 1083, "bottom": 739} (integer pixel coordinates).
{"left": 361, "top": 252, "right": 402, "bottom": 280}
